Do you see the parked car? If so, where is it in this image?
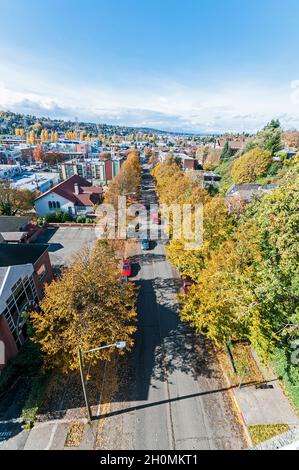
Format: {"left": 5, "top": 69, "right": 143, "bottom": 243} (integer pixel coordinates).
{"left": 122, "top": 258, "right": 132, "bottom": 278}
{"left": 141, "top": 238, "right": 150, "bottom": 250}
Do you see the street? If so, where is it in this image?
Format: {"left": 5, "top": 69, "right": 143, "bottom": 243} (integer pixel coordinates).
{"left": 98, "top": 161, "right": 246, "bottom": 450}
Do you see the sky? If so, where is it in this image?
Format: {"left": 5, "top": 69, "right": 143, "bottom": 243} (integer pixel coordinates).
{"left": 1, "top": 0, "right": 299, "bottom": 133}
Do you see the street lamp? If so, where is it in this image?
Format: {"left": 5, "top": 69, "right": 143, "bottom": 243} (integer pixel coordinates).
{"left": 78, "top": 341, "right": 126, "bottom": 422}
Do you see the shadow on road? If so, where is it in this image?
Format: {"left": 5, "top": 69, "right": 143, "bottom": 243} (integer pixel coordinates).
{"left": 96, "top": 384, "right": 237, "bottom": 420}
{"left": 102, "top": 275, "right": 217, "bottom": 409}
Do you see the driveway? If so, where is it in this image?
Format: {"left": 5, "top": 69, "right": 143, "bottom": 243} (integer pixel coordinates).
{"left": 34, "top": 226, "right": 97, "bottom": 267}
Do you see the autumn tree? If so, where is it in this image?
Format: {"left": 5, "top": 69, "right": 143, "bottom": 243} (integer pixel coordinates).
{"left": 40, "top": 129, "right": 49, "bottom": 142}
{"left": 26, "top": 130, "right": 36, "bottom": 145}
{"left": 31, "top": 242, "right": 137, "bottom": 372}
{"left": 105, "top": 150, "right": 141, "bottom": 207}
{"left": 65, "top": 131, "right": 78, "bottom": 140}
{"left": 179, "top": 229, "right": 263, "bottom": 347}
{"left": 50, "top": 131, "right": 58, "bottom": 142}
{"left": 166, "top": 196, "right": 232, "bottom": 280}
{"left": 0, "top": 181, "right": 38, "bottom": 215}
{"left": 231, "top": 147, "right": 272, "bottom": 184}
{"left": 33, "top": 145, "right": 46, "bottom": 163}
{"left": 44, "top": 151, "right": 66, "bottom": 165}
{"left": 179, "top": 179, "right": 299, "bottom": 362}
{"left": 283, "top": 130, "right": 299, "bottom": 149}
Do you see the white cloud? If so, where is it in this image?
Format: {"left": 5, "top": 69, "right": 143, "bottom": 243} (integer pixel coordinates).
{"left": 0, "top": 56, "right": 299, "bottom": 133}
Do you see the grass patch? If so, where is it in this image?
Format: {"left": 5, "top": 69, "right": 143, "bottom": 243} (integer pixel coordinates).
{"left": 65, "top": 421, "right": 85, "bottom": 447}
{"left": 249, "top": 424, "right": 289, "bottom": 446}
{"left": 218, "top": 342, "right": 263, "bottom": 387}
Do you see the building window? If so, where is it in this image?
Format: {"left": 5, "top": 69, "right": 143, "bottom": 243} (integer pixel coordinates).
{"left": 3, "top": 274, "right": 38, "bottom": 347}
{"left": 37, "top": 264, "right": 47, "bottom": 282}
{"left": 49, "top": 201, "right": 60, "bottom": 210}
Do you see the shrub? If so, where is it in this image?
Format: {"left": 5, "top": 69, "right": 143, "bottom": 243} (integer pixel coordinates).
{"left": 75, "top": 216, "right": 94, "bottom": 224}
{"left": 44, "top": 210, "right": 72, "bottom": 223}
{"left": 76, "top": 215, "right": 86, "bottom": 223}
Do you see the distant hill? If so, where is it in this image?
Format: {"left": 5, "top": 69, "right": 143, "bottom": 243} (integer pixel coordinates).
{"left": 0, "top": 110, "right": 172, "bottom": 136}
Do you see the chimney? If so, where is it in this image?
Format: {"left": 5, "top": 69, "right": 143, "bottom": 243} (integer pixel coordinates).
{"left": 74, "top": 183, "right": 80, "bottom": 195}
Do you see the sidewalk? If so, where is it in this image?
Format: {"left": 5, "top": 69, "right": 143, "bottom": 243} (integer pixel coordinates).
{"left": 0, "top": 418, "right": 98, "bottom": 450}
{"left": 234, "top": 350, "right": 298, "bottom": 427}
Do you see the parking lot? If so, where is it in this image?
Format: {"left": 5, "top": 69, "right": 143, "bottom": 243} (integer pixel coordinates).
{"left": 34, "top": 226, "right": 97, "bottom": 268}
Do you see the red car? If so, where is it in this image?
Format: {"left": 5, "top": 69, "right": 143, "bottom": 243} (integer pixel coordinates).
{"left": 122, "top": 258, "right": 132, "bottom": 278}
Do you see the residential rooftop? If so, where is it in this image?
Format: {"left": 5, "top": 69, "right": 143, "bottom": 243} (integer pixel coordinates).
{"left": 0, "top": 216, "right": 31, "bottom": 233}
{"left": 0, "top": 243, "right": 49, "bottom": 267}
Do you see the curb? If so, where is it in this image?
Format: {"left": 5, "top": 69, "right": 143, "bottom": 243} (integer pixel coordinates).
{"left": 215, "top": 348, "right": 253, "bottom": 448}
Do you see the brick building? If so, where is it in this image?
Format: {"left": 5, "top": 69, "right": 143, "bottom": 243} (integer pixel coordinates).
{"left": 0, "top": 244, "right": 53, "bottom": 367}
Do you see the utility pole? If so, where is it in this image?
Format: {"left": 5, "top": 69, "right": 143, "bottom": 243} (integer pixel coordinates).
{"left": 78, "top": 341, "right": 126, "bottom": 422}
{"left": 78, "top": 346, "right": 92, "bottom": 422}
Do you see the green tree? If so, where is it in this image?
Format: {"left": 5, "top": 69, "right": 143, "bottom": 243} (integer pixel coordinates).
{"left": 220, "top": 141, "right": 231, "bottom": 161}
{"left": 246, "top": 180, "right": 299, "bottom": 358}
{"left": 243, "top": 120, "right": 282, "bottom": 155}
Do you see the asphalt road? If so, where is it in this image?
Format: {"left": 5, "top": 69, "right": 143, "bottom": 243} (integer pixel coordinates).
{"left": 98, "top": 162, "right": 245, "bottom": 450}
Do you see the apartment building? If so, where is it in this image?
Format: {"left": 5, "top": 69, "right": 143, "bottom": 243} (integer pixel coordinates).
{"left": 59, "top": 157, "right": 125, "bottom": 185}
{"left": 0, "top": 244, "right": 53, "bottom": 366}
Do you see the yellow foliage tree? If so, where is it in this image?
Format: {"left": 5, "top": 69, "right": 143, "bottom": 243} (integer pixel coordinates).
{"left": 50, "top": 131, "right": 58, "bottom": 142}
{"left": 231, "top": 148, "right": 272, "bottom": 184}
{"left": 180, "top": 221, "right": 264, "bottom": 346}
{"left": 31, "top": 242, "right": 137, "bottom": 372}
{"left": 27, "top": 130, "right": 36, "bottom": 145}
{"left": 65, "top": 131, "right": 78, "bottom": 140}
{"left": 105, "top": 150, "right": 141, "bottom": 207}
{"left": 40, "top": 129, "right": 49, "bottom": 143}
{"left": 0, "top": 181, "right": 38, "bottom": 215}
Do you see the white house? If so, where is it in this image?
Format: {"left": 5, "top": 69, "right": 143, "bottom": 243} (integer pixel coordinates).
{"left": 35, "top": 174, "right": 103, "bottom": 217}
